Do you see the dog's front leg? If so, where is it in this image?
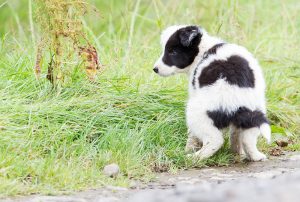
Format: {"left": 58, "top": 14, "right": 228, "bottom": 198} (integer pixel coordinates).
{"left": 185, "top": 131, "right": 203, "bottom": 154}
{"left": 187, "top": 113, "right": 224, "bottom": 160}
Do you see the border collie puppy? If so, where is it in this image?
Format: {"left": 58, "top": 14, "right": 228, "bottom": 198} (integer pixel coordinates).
{"left": 153, "top": 25, "right": 271, "bottom": 161}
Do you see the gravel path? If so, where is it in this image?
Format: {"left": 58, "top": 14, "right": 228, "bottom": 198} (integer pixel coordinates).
{"left": 3, "top": 152, "right": 300, "bottom": 202}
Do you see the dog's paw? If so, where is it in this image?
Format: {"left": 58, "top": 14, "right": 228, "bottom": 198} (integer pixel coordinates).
{"left": 248, "top": 153, "right": 267, "bottom": 162}
{"left": 186, "top": 153, "right": 195, "bottom": 159}
{"left": 186, "top": 154, "right": 199, "bottom": 164}
{"left": 186, "top": 153, "right": 205, "bottom": 163}
{"left": 185, "top": 146, "right": 199, "bottom": 154}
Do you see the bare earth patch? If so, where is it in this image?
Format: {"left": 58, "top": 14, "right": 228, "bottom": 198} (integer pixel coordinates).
{"left": 3, "top": 152, "right": 300, "bottom": 202}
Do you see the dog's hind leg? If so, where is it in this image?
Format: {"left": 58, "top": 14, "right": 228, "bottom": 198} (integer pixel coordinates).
{"left": 240, "top": 127, "right": 267, "bottom": 161}
{"left": 229, "top": 125, "right": 245, "bottom": 157}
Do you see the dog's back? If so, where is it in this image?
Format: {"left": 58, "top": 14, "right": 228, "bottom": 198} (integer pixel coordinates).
{"left": 154, "top": 25, "right": 270, "bottom": 161}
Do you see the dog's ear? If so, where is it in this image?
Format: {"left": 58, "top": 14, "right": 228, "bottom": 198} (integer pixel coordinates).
{"left": 179, "top": 26, "right": 201, "bottom": 47}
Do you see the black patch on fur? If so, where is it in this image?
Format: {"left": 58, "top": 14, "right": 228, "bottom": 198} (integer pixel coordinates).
{"left": 207, "top": 107, "right": 268, "bottom": 129}
{"left": 203, "top": 43, "right": 225, "bottom": 59}
{"left": 191, "top": 68, "right": 198, "bottom": 87}
{"left": 199, "top": 55, "right": 255, "bottom": 88}
{"left": 162, "top": 26, "right": 202, "bottom": 69}
{"left": 233, "top": 107, "right": 269, "bottom": 128}
{"left": 192, "top": 43, "right": 225, "bottom": 87}
{"left": 207, "top": 110, "right": 232, "bottom": 129}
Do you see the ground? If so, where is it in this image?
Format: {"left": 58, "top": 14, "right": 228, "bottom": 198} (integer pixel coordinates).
{"left": 3, "top": 152, "right": 300, "bottom": 202}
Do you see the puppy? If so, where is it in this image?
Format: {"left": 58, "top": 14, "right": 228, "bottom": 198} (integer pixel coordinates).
{"left": 153, "top": 25, "right": 271, "bottom": 161}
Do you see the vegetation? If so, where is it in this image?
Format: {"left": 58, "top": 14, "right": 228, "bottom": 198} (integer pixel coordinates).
{"left": 0, "top": 0, "right": 299, "bottom": 196}
{"left": 34, "top": 0, "right": 100, "bottom": 88}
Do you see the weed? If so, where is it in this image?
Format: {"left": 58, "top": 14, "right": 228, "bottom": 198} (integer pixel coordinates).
{"left": 34, "top": 0, "right": 101, "bottom": 88}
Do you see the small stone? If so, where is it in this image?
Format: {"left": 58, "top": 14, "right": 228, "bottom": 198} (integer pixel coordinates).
{"left": 103, "top": 163, "right": 120, "bottom": 178}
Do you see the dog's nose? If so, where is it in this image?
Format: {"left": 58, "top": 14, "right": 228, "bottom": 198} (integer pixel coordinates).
{"left": 153, "top": 67, "right": 159, "bottom": 73}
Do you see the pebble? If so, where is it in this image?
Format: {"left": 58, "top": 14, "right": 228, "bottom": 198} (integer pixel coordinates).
{"left": 103, "top": 163, "right": 120, "bottom": 178}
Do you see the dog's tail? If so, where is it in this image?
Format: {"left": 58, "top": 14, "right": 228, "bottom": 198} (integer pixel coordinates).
{"left": 260, "top": 123, "right": 271, "bottom": 144}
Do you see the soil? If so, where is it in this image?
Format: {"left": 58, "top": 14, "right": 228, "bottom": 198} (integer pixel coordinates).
{"left": 2, "top": 152, "right": 300, "bottom": 202}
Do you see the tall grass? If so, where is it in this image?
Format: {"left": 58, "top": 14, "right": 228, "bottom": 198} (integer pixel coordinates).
{"left": 0, "top": 0, "right": 299, "bottom": 196}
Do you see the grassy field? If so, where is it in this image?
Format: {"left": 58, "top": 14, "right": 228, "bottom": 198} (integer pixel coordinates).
{"left": 0, "top": 0, "right": 299, "bottom": 196}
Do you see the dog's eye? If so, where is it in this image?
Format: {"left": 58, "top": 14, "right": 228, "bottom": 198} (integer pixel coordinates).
{"left": 168, "top": 49, "right": 177, "bottom": 55}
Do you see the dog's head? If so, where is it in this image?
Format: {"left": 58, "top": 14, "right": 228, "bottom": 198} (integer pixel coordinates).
{"left": 153, "top": 25, "right": 203, "bottom": 76}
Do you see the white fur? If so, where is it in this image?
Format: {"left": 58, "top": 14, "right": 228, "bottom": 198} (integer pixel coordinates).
{"left": 240, "top": 127, "right": 267, "bottom": 161}
{"left": 260, "top": 123, "right": 271, "bottom": 144}
{"left": 154, "top": 25, "right": 271, "bottom": 161}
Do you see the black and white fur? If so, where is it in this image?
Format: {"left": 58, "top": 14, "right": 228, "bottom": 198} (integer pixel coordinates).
{"left": 153, "top": 25, "right": 271, "bottom": 161}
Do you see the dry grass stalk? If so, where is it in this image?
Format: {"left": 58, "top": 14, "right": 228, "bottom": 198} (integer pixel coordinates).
{"left": 34, "top": 41, "right": 44, "bottom": 78}
{"left": 34, "top": 0, "right": 101, "bottom": 87}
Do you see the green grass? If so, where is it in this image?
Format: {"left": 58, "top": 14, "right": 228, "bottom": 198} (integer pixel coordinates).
{"left": 0, "top": 0, "right": 299, "bottom": 197}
